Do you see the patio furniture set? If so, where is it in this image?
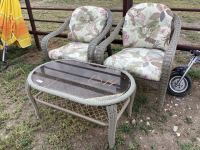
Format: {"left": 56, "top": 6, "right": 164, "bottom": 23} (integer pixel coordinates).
{"left": 25, "top": 3, "right": 181, "bottom": 149}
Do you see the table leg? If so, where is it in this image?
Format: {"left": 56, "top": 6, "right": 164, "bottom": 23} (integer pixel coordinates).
{"left": 25, "top": 81, "right": 40, "bottom": 119}
{"left": 128, "top": 89, "right": 136, "bottom": 117}
{"left": 106, "top": 104, "right": 117, "bottom": 149}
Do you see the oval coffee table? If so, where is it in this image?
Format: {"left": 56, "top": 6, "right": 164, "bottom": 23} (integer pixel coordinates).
{"left": 25, "top": 59, "right": 136, "bottom": 149}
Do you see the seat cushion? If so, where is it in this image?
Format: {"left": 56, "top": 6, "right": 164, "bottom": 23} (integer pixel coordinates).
{"left": 103, "top": 48, "right": 165, "bottom": 81}
{"left": 68, "top": 6, "right": 108, "bottom": 43}
{"left": 48, "top": 42, "right": 89, "bottom": 62}
{"left": 123, "top": 3, "right": 173, "bottom": 51}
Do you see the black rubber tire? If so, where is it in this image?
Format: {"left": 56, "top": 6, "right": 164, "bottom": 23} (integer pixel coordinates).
{"left": 167, "top": 72, "right": 192, "bottom": 97}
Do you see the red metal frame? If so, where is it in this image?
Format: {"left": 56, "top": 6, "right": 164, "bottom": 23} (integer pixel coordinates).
{"left": 23, "top": 0, "right": 200, "bottom": 51}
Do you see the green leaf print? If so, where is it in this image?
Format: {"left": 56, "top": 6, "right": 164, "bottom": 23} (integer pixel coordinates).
{"left": 78, "top": 37, "right": 87, "bottom": 43}
{"left": 137, "top": 27, "right": 147, "bottom": 39}
{"left": 87, "top": 11, "right": 95, "bottom": 22}
{"left": 149, "top": 25, "right": 161, "bottom": 38}
{"left": 100, "top": 20, "right": 106, "bottom": 26}
{"left": 123, "top": 20, "right": 127, "bottom": 27}
{"left": 126, "top": 62, "right": 143, "bottom": 73}
{"left": 78, "top": 51, "right": 86, "bottom": 57}
{"left": 146, "top": 19, "right": 159, "bottom": 29}
{"left": 76, "top": 22, "right": 86, "bottom": 26}
{"left": 76, "top": 11, "right": 84, "bottom": 21}
{"left": 130, "top": 51, "right": 141, "bottom": 58}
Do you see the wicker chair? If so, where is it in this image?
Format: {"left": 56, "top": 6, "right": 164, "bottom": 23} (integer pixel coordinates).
{"left": 41, "top": 6, "right": 113, "bottom": 63}
{"left": 95, "top": 3, "right": 181, "bottom": 111}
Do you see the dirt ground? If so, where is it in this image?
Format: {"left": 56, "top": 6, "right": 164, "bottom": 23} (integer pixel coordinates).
{"left": 5, "top": 51, "right": 199, "bottom": 150}
{"left": 10, "top": 42, "right": 199, "bottom": 150}
{"left": 1, "top": 0, "right": 200, "bottom": 149}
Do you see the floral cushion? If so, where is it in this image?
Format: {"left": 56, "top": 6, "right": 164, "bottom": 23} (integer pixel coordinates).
{"left": 103, "top": 48, "right": 165, "bottom": 81}
{"left": 48, "top": 42, "right": 89, "bottom": 62}
{"left": 123, "top": 3, "right": 173, "bottom": 51}
{"left": 68, "top": 6, "right": 108, "bottom": 43}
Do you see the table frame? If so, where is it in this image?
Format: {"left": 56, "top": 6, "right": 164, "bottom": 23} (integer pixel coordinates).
{"left": 25, "top": 60, "right": 136, "bottom": 149}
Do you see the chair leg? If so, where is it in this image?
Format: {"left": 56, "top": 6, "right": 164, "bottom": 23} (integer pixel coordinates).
{"left": 128, "top": 89, "right": 136, "bottom": 117}
{"left": 25, "top": 81, "right": 40, "bottom": 119}
{"left": 157, "top": 83, "right": 168, "bottom": 112}
{"left": 106, "top": 32, "right": 112, "bottom": 56}
{"left": 106, "top": 104, "right": 117, "bottom": 149}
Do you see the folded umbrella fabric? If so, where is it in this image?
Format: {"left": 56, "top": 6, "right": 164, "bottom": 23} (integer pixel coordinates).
{"left": 0, "top": 0, "right": 32, "bottom": 49}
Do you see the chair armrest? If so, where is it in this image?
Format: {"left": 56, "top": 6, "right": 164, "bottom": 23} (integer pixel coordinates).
{"left": 159, "top": 12, "right": 181, "bottom": 88}
{"left": 87, "top": 8, "right": 113, "bottom": 62}
{"left": 95, "top": 17, "right": 125, "bottom": 64}
{"left": 41, "top": 16, "right": 71, "bottom": 61}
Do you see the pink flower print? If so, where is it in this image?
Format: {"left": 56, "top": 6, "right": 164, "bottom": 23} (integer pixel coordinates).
{"left": 72, "top": 13, "right": 77, "bottom": 17}
{"left": 123, "top": 33, "right": 129, "bottom": 43}
{"left": 100, "top": 9, "right": 106, "bottom": 14}
{"left": 159, "top": 29, "right": 167, "bottom": 34}
{"left": 141, "top": 74, "right": 150, "bottom": 79}
{"left": 89, "top": 27, "right": 94, "bottom": 33}
{"left": 72, "top": 44, "right": 81, "bottom": 48}
{"left": 136, "top": 11, "right": 141, "bottom": 19}
{"left": 168, "top": 20, "right": 171, "bottom": 27}
{"left": 152, "top": 68, "right": 159, "bottom": 73}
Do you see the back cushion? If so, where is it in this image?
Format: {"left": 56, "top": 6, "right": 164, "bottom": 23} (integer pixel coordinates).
{"left": 122, "top": 3, "right": 173, "bottom": 51}
{"left": 68, "top": 6, "right": 108, "bottom": 43}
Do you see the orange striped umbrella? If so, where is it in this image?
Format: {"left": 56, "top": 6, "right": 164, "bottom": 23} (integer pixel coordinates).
{"left": 0, "top": 0, "right": 31, "bottom": 49}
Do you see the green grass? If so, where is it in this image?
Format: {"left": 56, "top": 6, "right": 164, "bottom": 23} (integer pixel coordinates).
{"left": 121, "top": 123, "right": 131, "bottom": 133}
{"left": 186, "top": 16, "right": 195, "bottom": 23}
{"left": 192, "top": 136, "right": 197, "bottom": 142}
{"left": 2, "top": 0, "right": 200, "bottom": 149}
{"left": 161, "top": 114, "right": 168, "bottom": 122}
{"left": 0, "top": 54, "right": 143, "bottom": 149}
{"left": 188, "top": 67, "right": 200, "bottom": 79}
{"left": 169, "top": 111, "right": 173, "bottom": 116}
{"left": 176, "top": 55, "right": 184, "bottom": 62}
{"left": 127, "top": 141, "right": 139, "bottom": 149}
{"left": 151, "top": 146, "right": 156, "bottom": 150}
{"left": 179, "top": 142, "right": 200, "bottom": 150}
{"left": 185, "top": 117, "right": 193, "bottom": 124}
{"left": 133, "top": 95, "right": 148, "bottom": 112}
{"left": 0, "top": 102, "right": 10, "bottom": 128}
{"left": 188, "top": 33, "right": 200, "bottom": 43}
{"left": 112, "top": 44, "right": 123, "bottom": 54}
{"left": 1, "top": 43, "right": 37, "bottom": 61}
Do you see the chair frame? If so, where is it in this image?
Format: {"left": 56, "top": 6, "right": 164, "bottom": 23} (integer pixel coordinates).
{"left": 95, "top": 12, "right": 181, "bottom": 111}
{"left": 41, "top": 7, "right": 113, "bottom": 63}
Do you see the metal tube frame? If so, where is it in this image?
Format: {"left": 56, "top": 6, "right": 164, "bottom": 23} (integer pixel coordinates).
{"left": 176, "top": 56, "right": 198, "bottom": 85}
{"left": 0, "top": 44, "right": 9, "bottom": 72}
{"left": 23, "top": 0, "right": 200, "bottom": 51}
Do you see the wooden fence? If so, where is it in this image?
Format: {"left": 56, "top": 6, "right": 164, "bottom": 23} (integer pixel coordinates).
{"left": 22, "top": 0, "right": 200, "bottom": 51}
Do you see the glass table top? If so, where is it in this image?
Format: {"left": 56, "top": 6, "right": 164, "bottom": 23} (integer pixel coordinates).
{"left": 31, "top": 60, "right": 131, "bottom": 100}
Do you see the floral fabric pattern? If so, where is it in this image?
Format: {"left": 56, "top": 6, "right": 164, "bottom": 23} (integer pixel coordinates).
{"left": 122, "top": 3, "right": 173, "bottom": 51}
{"left": 49, "top": 42, "right": 90, "bottom": 62}
{"left": 68, "top": 6, "right": 108, "bottom": 43}
{"left": 103, "top": 48, "right": 165, "bottom": 81}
